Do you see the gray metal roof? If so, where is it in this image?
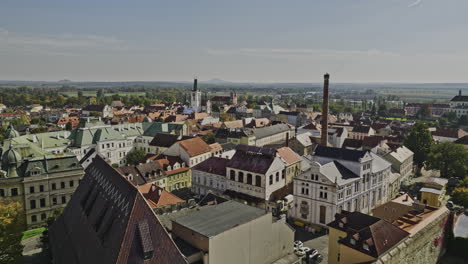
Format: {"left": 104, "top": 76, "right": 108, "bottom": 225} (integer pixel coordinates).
{"left": 172, "top": 201, "right": 265, "bottom": 237}
{"left": 253, "top": 124, "right": 291, "bottom": 139}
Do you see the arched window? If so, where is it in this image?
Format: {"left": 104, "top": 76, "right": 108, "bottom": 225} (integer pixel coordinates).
{"left": 238, "top": 172, "right": 244, "bottom": 183}
{"left": 247, "top": 174, "right": 252, "bottom": 184}
{"left": 230, "top": 170, "right": 236, "bottom": 181}
{"left": 255, "top": 176, "right": 261, "bottom": 187}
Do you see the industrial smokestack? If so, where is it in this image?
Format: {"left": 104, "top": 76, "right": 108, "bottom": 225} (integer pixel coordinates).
{"left": 193, "top": 78, "right": 198, "bottom": 91}
{"left": 321, "top": 73, "right": 330, "bottom": 146}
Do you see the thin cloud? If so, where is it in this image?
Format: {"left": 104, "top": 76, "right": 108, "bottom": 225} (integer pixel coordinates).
{"left": 0, "top": 27, "right": 155, "bottom": 56}
{"left": 205, "top": 47, "right": 401, "bottom": 58}
{"left": 408, "top": 0, "right": 422, "bottom": 8}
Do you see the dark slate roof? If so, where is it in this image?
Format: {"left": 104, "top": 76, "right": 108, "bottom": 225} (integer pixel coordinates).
{"left": 226, "top": 145, "right": 277, "bottom": 174}
{"left": 450, "top": 95, "right": 468, "bottom": 102}
{"left": 352, "top": 125, "right": 371, "bottom": 133}
{"left": 49, "top": 156, "right": 187, "bottom": 264}
{"left": 172, "top": 201, "right": 265, "bottom": 237}
{"left": 149, "top": 133, "right": 180, "bottom": 147}
{"left": 342, "top": 138, "right": 363, "bottom": 149}
{"left": 192, "top": 157, "right": 228, "bottom": 176}
{"left": 329, "top": 211, "right": 409, "bottom": 258}
{"left": 82, "top": 104, "right": 107, "bottom": 112}
{"left": 314, "top": 145, "right": 368, "bottom": 162}
{"left": 454, "top": 135, "right": 468, "bottom": 145}
{"left": 333, "top": 161, "right": 361, "bottom": 180}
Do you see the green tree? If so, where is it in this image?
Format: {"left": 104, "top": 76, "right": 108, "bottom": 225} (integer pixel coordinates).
{"left": 0, "top": 199, "right": 25, "bottom": 264}
{"left": 77, "top": 90, "right": 83, "bottom": 98}
{"left": 459, "top": 115, "right": 468, "bottom": 126}
{"left": 126, "top": 149, "right": 147, "bottom": 165}
{"left": 403, "top": 122, "right": 433, "bottom": 175}
{"left": 96, "top": 89, "right": 104, "bottom": 99}
{"left": 202, "top": 132, "right": 216, "bottom": 144}
{"left": 426, "top": 142, "right": 468, "bottom": 179}
{"left": 377, "top": 103, "right": 388, "bottom": 117}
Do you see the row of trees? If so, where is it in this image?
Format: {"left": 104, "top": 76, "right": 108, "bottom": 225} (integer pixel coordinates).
{"left": 404, "top": 122, "right": 468, "bottom": 179}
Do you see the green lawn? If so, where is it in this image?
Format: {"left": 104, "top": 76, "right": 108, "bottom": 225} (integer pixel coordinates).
{"left": 22, "top": 227, "right": 45, "bottom": 240}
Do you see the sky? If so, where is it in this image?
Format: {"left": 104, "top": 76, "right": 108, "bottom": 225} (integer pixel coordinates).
{"left": 1, "top": 0, "right": 468, "bottom": 83}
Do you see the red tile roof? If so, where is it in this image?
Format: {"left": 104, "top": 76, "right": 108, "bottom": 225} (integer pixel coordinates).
{"left": 178, "top": 137, "right": 212, "bottom": 157}
{"left": 277, "top": 147, "right": 302, "bottom": 164}
{"left": 137, "top": 183, "right": 184, "bottom": 208}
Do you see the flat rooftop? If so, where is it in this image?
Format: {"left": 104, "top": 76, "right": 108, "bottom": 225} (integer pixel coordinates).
{"left": 173, "top": 200, "right": 266, "bottom": 237}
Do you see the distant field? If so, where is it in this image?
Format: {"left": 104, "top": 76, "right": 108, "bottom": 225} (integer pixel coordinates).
{"left": 60, "top": 91, "right": 146, "bottom": 97}
{"left": 378, "top": 88, "right": 457, "bottom": 103}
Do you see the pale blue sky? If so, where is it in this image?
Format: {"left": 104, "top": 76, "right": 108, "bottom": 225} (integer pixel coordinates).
{"left": 1, "top": 0, "right": 468, "bottom": 82}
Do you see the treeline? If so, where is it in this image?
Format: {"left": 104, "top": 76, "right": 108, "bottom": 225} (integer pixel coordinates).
{"left": 0, "top": 87, "right": 189, "bottom": 108}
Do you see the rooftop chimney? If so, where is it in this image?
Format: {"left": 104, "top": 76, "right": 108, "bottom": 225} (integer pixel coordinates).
{"left": 321, "top": 73, "right": 330, "bottom": 146}
{"left": 193, "top": 78, "right": 198, "bottom": 92}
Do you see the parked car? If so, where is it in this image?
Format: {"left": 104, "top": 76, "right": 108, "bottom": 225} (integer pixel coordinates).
{"left": 294, "top": 240, "right": 303, "bottom": 249}
{"left": 294, "top": 247, "right": 309, "bottom": 256}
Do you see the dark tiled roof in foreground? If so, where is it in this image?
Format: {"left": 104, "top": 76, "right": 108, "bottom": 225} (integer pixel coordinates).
{"left": 173, "top": 201, "right": 265, "bottom": 237}
{"left": 328, "top": 211, "right": 409, "bottom": 258}
{"left": 49, "top": 156, "right": 187, "bottom": 264}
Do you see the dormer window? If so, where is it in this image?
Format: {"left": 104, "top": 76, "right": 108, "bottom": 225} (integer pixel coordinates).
{"left": 339, "top": 222, "right": 344, "bottom": 228}
{"left": 350, "top": 238, "right": 356, "bottom": 245}
{"left": 363, "top": 243, "right": 369, "bottom": 251}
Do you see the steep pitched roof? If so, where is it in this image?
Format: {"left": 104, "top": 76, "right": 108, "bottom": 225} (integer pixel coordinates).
{"left": 149, "top": 133, "right": 180, "bottom": 147}
{"left": 314, "top": 145, "right": 368, "bottom": 162}
{"left": 328, "top": 211, "right": 409, "bottom": 258}
{"left": 138, "top": 183, "right": 184, "bottom": 208}
{"left": 49, "top": 156, "right": 187, "bottom": 264}
{"left": 177, "top": 137, "right": 211, "bottom": 157}
{"left": 432, "top": 128, "right": 468, "bottom": 139}
{"left": 82, "top": 104, "right": 107, "bottom": 112}
{"left": 454, "top": 135, "right": 468, "bottom": 145}
{"left": 226, "top": 145, "right": 278, "bottom": 174}
{"left": 276, "top": 147, "right": 302, "bottom": 165}
{"left": 193, "top": 157, "right": 229, "bottom": 176}
{"left": 352, "top": 125, "right": 371, "bottom": 133}
{"left": 450, "top": 95, "right": 468, "bottom": 102}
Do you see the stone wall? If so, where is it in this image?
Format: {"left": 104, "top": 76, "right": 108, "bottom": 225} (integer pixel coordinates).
{"left": 375, "top": 209, "right": 450, "bottom": 264}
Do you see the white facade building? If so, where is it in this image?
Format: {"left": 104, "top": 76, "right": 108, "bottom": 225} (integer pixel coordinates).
{"left": 290, "top": 145, "right": 391, "bottom": 227}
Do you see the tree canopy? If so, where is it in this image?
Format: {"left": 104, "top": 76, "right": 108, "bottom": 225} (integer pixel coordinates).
{"left": 202, "top": 132, "right": 216, "bottom": 144}
{"left": 403, "top": 122, "right": 433, "bottom": 174}
{"left": 126, "top": 149, "right": 147, "bottom": 165}
{"left": 426, "top": 142, "right": 468, "bottom": 179}
{"left": 0, "top": 199, "right": 25, "bottom": 264}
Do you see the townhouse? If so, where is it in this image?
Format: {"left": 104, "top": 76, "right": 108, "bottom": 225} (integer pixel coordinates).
{"left": 1, "top": 132, "right": 84, "bottom": 228}
{"left": 290, "top": 145, "right": 391, "bottom": 227}
{"left": 191, "top": 145, "right": 290, "bottom": 208}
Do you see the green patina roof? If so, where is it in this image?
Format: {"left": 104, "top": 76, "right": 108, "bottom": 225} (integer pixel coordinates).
{"left": 16, "top": 154, "right": 82, "bottom": 177}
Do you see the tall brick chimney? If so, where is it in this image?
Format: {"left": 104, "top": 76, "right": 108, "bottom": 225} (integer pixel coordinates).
{"left": 321, "top": 73, "right": 330, "bottom": 146}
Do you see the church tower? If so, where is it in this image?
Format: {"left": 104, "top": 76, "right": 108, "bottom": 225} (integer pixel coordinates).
{"left": 190, "top": 78, "right": 201, "bottom": 112}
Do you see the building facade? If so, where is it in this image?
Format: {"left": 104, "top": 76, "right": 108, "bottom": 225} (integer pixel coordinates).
{"left": 290, "top": 146, "right": 391, "bottom": 227}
